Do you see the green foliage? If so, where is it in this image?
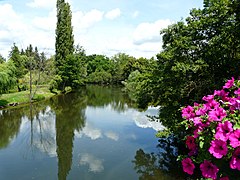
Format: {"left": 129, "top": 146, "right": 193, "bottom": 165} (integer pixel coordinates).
{"left": 130, "top": 0, "right": 240, "bottom": 132}
{"left": 9, "top": 43, "right": 27, "bottom": 79}
{"left": 55, "top": 0, "right": 75, "bottom": 90}
{"left": 87, "top": 70, "right": 112, "bottom": 84}
{"left": 32, "top": 94, "right": 45, "bottom": 101}
{"left": 56, "top": 46, "right": 87, "bottom": 89}
{"left": 0, "top": 54, "right": 6, "bottom": 64}
{"left": 49, "top": 75, "right": 63, "bottom": 93}
{"left": 111, "top": 53, "right": 136, "bottom": 83}
{"left": 0, "top": 60, "right": 17, "bottom": 94}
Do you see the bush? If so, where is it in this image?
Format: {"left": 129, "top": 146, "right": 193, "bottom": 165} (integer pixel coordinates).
{"left": 32, "top": 94, "right": 45, "bottom": 101}
{"left": 178, "top": 77, "right": 240, "bottom": 179}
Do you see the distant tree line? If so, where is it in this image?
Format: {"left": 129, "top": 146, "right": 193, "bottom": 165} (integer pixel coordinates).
{"left": 0, "top": 42, "right": 155, "bottom": 96}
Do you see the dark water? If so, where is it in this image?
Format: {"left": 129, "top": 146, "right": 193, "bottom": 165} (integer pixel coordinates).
{"left": 0, "top": 85, "right": 178, "bottom": 180}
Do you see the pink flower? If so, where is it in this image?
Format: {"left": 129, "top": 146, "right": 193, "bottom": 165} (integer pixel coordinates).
{"left": 209, "top": 139, "right": 228, "bottom": 159}
{"left": 230, "top": 147, "right": 240, "bottom": 170}
{"left": 220, "top": 177, "right": 229, "bottom": 180}
{"left": 228, "top": 97, "right": 240, "bottom": 111}
{"left": 223, "top": 77, "right": 235, "bottom": 89}
{"left": 208, "top": 107, "right": 227, "bottom": 122}
{"left": 182, "top": 158, "right": 195, "bottom": 175}
{"left": 200, "top": 160, "right": 219, "bottom": 179}
{"left": 229, "top": 129, "right": 240, "bottom": 148}
{"left": 215, "top": 121, "right": 233, "bottom": 141}
{"left": 193, "top": 117, "right": 202, "bottom": 126}
{"left": 182, "top": 105, "right": 195, "bottom": 120}
{"left": 205, "top": 100, "right": 220, "bottom": 110}
{"left": 214, "top": 90, "right": 229, "bottom": 101}
{"left": 193, "top": 126, "right": 203, "bottom": 138}
{"left": 194, "top": 102, "right": 199, "bottom": 107}
{"left": 234, "top": 88, "right": 240, "bottom": 96}
{"left": 188, "top": 148, "right": 198, "bottom": 156}
{"left": 202, "top": 95, "right": 214, "bottom": 102}
{"left": 186, "top": 136, "right": 197, "bottom": 150}
{"left": 196, "top": 106, "right": 208, "bottom": 116}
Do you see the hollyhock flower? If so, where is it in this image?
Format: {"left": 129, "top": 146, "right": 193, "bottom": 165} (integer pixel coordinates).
{"left": 200, "top": 160, "right": 219, "bottom": 179}
{"left": 202, "top": 95, "right": 214, "bottom": 102}
{"left": 229, "top": 129, "right": 240, "bottom": 148}
{"left": 182, "top": 158, "right": 195, "bottom": 175}
{"left": 186, "top": 136, "right": 197, "bottom": 150}
{"left": 208, "top": 107, "right": 227, "bottom": 122}
{"left": 230, "top": 147, "right": 240, "bottom": 170}
{"left": 215, "top": 121, "right": 233, "bottom": 141}
{"left": 209, "top": 139, "right": 228, "bottom": 159}
{"left": 182, "top": 105, "right": 195, "bottom": 120}
{"left": 223, "top": 77, "right": 235, "bottom": 89}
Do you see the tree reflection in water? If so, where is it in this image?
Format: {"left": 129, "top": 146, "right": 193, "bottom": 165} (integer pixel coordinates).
{"left": 133, "top": 135, "right": 188, "bottom": 180}
{"left": 0, "top": 85, "right": 140, "bottom": 179}
{"left": 51, "top": 92, "right": 86, "bottom": 180}
{"left": 0, "top": 108, "right": 22, "bottom": 149}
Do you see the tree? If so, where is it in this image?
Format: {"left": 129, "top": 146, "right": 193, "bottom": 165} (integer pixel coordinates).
{"left": 0, "top": 60, "right": 17, "bottom": 95}
{"left": 0, "top": 54, "right": 5, "bottom": 64}
{"left": 55, "top": 0, "right": 74, "bottom": 91}
{"left": 132, "top": 0, "right": 240, "bottom": 132}
{"left": 9, "top": 43, "right": 26, "bottom": 79}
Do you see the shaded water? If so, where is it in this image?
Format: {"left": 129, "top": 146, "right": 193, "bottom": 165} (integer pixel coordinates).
{"left": 0, "top": 85, "right": 179, "bottom": 180}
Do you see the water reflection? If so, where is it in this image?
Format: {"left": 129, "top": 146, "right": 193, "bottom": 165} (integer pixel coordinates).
{"left": 51, "top": 93, "right": 87, "bottom": 180}
{"left": 79, "top": 153, "right": 104, "bottom": 173}
{"left": 0, "top": 85, "right": 162, "bottom": 180}
{"left": 0, "top": 109, "right": 22, "bottom": 149}
{"left": 133, "top": 135, "right": 186, "bottom": 180}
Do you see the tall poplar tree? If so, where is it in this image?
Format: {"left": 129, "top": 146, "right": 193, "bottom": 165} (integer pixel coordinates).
{"left": 55, "top": 0, "right": 74, "bottom": 91}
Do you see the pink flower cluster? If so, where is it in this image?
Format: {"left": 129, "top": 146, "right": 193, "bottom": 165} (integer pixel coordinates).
{"left": 180, "top": 77, "right": 240, "bottom": 179}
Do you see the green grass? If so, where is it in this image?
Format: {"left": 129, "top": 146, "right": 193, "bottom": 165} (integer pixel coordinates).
{"left": 0, "top": 86, "right": 59, "bottom": 107}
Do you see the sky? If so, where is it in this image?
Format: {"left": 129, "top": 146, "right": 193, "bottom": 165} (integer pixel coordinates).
{"left": 0, "top": 0, "right": 203, "bottom": 59}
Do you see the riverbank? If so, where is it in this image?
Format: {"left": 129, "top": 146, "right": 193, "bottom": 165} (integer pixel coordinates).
{"left": 0, "top": 86, "right": 59, "bottom": 109}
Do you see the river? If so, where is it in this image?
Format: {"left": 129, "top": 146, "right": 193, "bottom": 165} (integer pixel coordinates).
{"left": 0, "top": 85, "right": 181, "bottom": 180}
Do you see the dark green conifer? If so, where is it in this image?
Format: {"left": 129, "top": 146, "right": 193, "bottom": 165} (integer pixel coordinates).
{"left": 55, "top": 0, "right": 74, "bottom": 90}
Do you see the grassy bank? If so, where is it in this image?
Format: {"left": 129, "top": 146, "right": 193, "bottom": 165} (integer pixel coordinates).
{"left": 0, "top": 86, "right": 59, "bottom": 107}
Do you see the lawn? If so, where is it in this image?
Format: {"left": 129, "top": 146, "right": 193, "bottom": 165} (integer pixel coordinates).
{"left": 0, "top": 86, "right": 58, "bottom": 107}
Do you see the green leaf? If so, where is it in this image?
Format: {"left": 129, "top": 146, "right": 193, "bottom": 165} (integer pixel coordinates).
{"left": 199, "top": 141, "right": 204, "bottom": 149}
{"left": 233, "top": 123, "right": 240, "bottom": 130}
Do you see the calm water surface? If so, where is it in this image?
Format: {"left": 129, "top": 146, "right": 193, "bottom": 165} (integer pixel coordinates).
{"left": 0, "top": 85, "right": 177, "bottom": 180}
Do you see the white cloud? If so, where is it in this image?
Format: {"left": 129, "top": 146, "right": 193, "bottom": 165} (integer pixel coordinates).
{"left": 105, "top": 8, "right": 121, "bottom": 20}
{"left": 75, "top": 122, "right": 102, "bottom": 140}
{"left": 27, "top": 0, "right": 55, "bottom": 9}
{"left": 104, "top": 131, "right": 119, "bottom": 141}
{"left": 133, "top": 19, "right": 172, "bottom": 45}
{"left": 27, "top": 0, "right": 72, "bottom": 9}
{"left": 134, "top": 113, "right": 165, "bottom": 131}
{"left": 32, "top": 9, "right": 56, "bottom": 31}
{"left": 132, "top": 11, "right": 139, "bottom": 18}
{"left": 73, "top": 9, "right": 104, "bottom": 30}
{"left": 79, "top": 153, "right": 104, "bottom": 173}
{"left": 0, "top": 4, "right": 29, "bottom": 57}
{"left": 122, "top": 107, "right": 164, "bottom": 131}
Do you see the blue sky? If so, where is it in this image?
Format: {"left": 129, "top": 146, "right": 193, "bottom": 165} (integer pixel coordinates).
{"left": 0, "top": 0, "right": 203, "bottom": 59}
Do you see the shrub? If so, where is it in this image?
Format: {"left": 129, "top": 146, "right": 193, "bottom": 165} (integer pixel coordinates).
{"left": 179, "top": 77, "right": 240, "bottom": 179}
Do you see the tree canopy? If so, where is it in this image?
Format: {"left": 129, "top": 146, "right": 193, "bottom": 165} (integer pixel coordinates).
{"left": 127, "top": 0, "right": 240, "bottom": 131}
